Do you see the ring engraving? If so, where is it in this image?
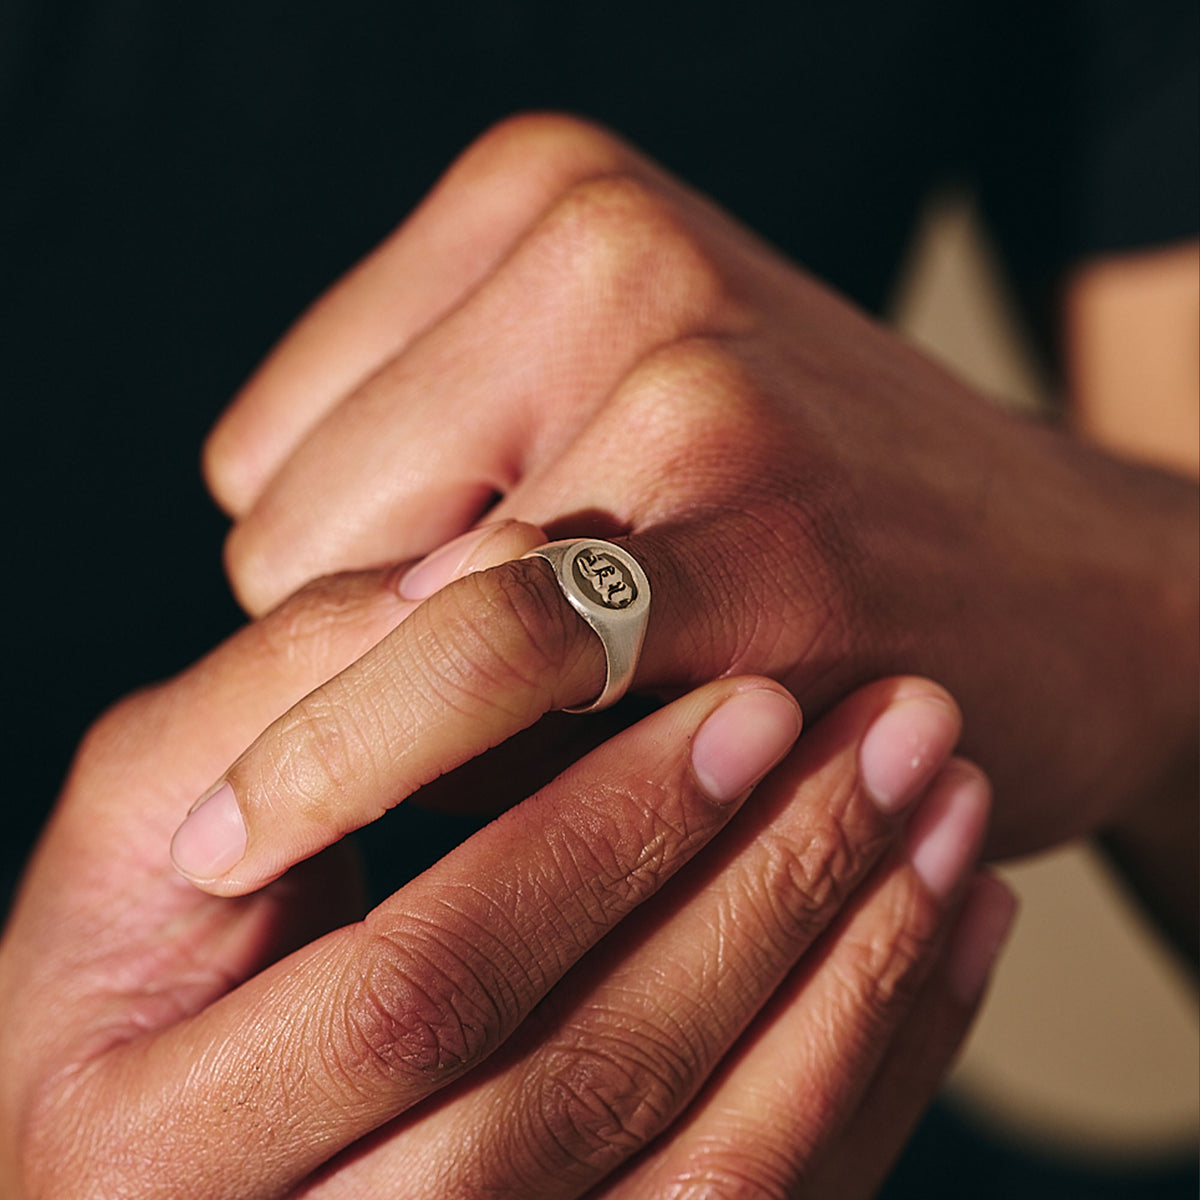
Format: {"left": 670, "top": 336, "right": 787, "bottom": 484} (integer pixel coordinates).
{"left": 572, "top": 546, "right": 638, "bottom": 610}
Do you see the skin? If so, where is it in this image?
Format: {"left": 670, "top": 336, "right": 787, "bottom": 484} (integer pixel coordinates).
{"left": 202, "top": 114, "right": 1196, "bottom": 902}
{"left": 0, "top": 553, "right": 1010, "bottom": 1198}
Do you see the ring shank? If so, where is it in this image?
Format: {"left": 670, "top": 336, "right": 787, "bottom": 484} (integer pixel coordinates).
{"left": 522, "top": 539, "right": 651, "bottom": 713}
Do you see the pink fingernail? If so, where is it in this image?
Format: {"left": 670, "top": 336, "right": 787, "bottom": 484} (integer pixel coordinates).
{"left": 944, "top": 874, "right": 1018, "bottom": 1005}
{"left": 691, "top": 688, "right": 801, "bottom": 805}
{"left": 859, "top": 694, "right": 961, "bottom": 814}
{"left": 904, "top": 765, "right": 990, "bottom": 899}
{"left": 397, "top": 522, "right": 513, "bottom": 601}
{"left": 171, "top": 782, "right": 247, "bottom": 880}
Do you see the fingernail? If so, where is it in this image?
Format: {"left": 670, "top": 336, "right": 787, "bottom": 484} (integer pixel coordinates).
{"left": 171, "top": 782, "right": 247, "bottom": 880}
{"left": 398, "top": 522, "right": 513, "bottom": 600}
{"left": 859, "top": 694, "right": 960, "bottom": 814}
{"left": 691, "top": 688, "right": 801, "bottom": 804}
{"left": 945, "top": 874, "right": 1017, "bottom": 1005}
{"left": 905, "top": 765, "right": 990, "bottom": 899}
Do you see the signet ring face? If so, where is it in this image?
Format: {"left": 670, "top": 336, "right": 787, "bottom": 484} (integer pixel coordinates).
{"left": 522, "top": 539, "right": 651, "bottom": 713}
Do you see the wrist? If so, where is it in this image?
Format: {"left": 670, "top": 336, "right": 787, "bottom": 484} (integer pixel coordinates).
{"left": 901, "top": 417, "right": 1198, "bottom": 858}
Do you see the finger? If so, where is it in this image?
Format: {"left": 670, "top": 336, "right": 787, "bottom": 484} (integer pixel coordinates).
{"left": 171, "top": 511, "right": 875, "bottom": 896}
{"left": 288, "top": 678, "right": 966, "bottom": 1199}
{"left": 122, "top": 519, "right": 545, "bottom": 812}
{"left": 802, "top": 873, "right": 1018, "bottom": 1200}
{"left": 598, "top": 762, "right": 997, "bottom": 1200}
{"left": 222, "top": 161, "right": 746, "bottom": 616}
{"left": 204, "top": 115, "right": 634, "bottom": 520}
{"left": 97, "top": 680, "right": 802, "bottom": 1200}
{"left": 22, "top": 523, "right": 540, "bottom": 977}
{"left": 170, "top": 550, "right": 604, "bottom": 894}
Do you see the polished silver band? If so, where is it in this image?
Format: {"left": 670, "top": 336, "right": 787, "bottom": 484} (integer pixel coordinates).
{"left": 522, "top": 538, "right": 651, "bottom": 713}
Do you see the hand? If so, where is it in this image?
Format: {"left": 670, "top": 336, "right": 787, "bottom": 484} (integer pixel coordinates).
{"left": 204, "top": 114, "right": 1199, "bottom": 861}
{"left": 0, "top": 555, "right": 1011, "bottom": 1199}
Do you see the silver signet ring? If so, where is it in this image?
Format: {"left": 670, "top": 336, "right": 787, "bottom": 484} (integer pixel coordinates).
{"left": 522, "top": 538, "right": 651, "bottom": 713}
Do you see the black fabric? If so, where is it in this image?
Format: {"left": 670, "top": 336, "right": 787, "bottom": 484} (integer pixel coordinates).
{"left": 883, "top": 1098, "right": 1200, "bottom": 1200}
{"left": 1, "top": 4, "right": 1195, "bottom": 1193}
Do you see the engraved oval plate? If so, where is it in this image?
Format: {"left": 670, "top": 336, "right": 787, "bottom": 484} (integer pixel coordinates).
{"left": 571, "top": 545, "right": 638, "bottom": 610}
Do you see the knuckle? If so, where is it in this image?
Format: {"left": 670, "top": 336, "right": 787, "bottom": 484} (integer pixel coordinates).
{"left": 531, "top": 1033, "right": 691, "bottom": 1170}
{"left": 264, "top": 689, "right": 386, "bottom": 822}
{"left": 757, "top": 818, "right": 856, "bottom": 943}
{"left": 200, "top": 424, "right": 238, "bottom": 514}
{"left": 833, "top": 888, "right": 936, "bottom": 1019}
{"left": 610, "top": 337, "right": 765, "bottom": 469}
{"left": 748, "top": 786, "right": 889, "bottom": 953}
{"left": 328, "top": 923, "right": 512, "bottom": 1096}
{"left": 601, "top": 346, "right": 822, "bottom": 564}
{"left": 665, "top": 1145, "right": 795, "bottom": 1200}
{"left": 220, "top": 519, "right": 262, "bottom": 607}
{"left": 773, "top": 814, "right": 857, "bottom": 923}
{"left": 224, "top": 521, "right": 340, "bottom": 621}
{"left": 600, "top": 336, "right": 858, "bottom": 679}
{"left": 536, "top": 174, "right": 730, "bottom": 325}
{"left": 471, "top": 111, "right": 628, "bottom": 180}
{"left": 538, "top": 779, "right": 702, "bottom": 926}
{"left": 415, "top": 560, "right": 586, "bottom": 719}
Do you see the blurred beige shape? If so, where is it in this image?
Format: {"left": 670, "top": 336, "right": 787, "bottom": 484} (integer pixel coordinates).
{"left": 888, "top": 191, "right": 1199, "bottom": 1162}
